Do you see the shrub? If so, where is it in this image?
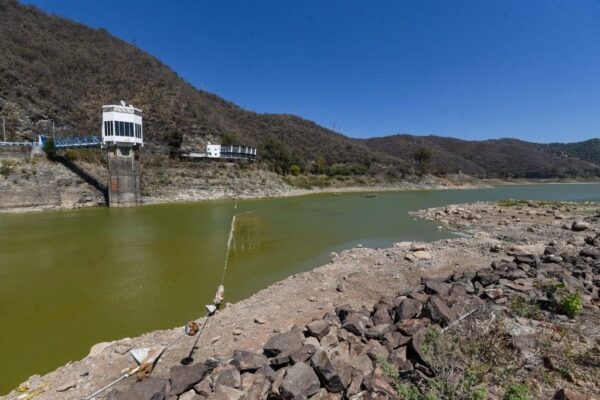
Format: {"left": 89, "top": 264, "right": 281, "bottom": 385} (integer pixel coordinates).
{"left": 503, "top": 383, "right": 532, "bottom": 400}
{"left": 561, "top": 291, "right": 582, "bottom": 318}
{"left": 509, "top": 297, "right": 541, "bottom": 319}
{"left": 42, "top": 138, "right": 57, "bottom": 160}
{"left": 289, "top": 164, "right": 301, "bottom": 176}
{"left": 396, "top": 383, "right": 422, "bottom": 400}
{"left": 0, "top": 161, "right": 13, "bottom": 177}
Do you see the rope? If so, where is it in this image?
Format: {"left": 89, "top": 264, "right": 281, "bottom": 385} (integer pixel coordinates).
{"left": 83, "top": 213, "right": 238, "bottom": 399}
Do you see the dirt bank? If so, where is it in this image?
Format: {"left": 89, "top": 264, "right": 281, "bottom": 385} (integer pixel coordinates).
{"left": 0, "top": 156, "right": 486, "bottom": 214}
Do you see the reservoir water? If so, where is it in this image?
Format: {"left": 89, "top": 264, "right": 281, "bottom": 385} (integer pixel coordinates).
{"left": 1, "top": 183, "right": 599, "bottom": 393}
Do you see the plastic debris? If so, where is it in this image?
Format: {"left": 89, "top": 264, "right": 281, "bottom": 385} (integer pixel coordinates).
{"left": 213, "top": 284, "right": 225, "bottom": 305}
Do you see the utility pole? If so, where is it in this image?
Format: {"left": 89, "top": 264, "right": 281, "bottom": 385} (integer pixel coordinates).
{"left": 52, "top": 119, "right": 55, "bottom": 141}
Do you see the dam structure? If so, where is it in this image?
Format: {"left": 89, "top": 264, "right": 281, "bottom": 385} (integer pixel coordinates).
{"left": 101, "top": 103, "right": 143, "bottom": 207}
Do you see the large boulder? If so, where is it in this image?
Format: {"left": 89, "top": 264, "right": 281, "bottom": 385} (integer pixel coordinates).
{"left": 240, "top": 373, "right": 271, "bottom": 400}
{"left": 424, "top": 296, "right": 454, "bottom": 324}
{"left": 396, "top": 318, "right": 430, "bottom": 336}
{"left": 310, "top": 350, "right": 352, "bottom": 393}
{"left": 213, "top": 365, "right": 241, "bottom": 388}
{"left": 571, "top": 221, "right": 590, "bottom": 231}
{"left": 170, "top": 361, "right": 214, "bottom": 395}
{"left": 263, "top": 330, "right": 304, "bottom": 357}
{"left": 362, "top": 370, "right": 399, "bottom": 399}
{"left": 394, "top": 298, "right": 423, "bottom": 321}
{"left": 279, "top": 362, "right": 321, "bottom": 399}
{"left": 231, "top": 350, "right": 268, "bottom": 373}
{"left": 307, "top": 319, "right": 331, "bottom": 340}
{"left": 423, "top": 279, "right": 451, "bottom": 296}
{"left": 342, "top": 313, "right": 370, "bottom": 336}
{"left": 111, "top": 377, "right": 169, "bottom": 400}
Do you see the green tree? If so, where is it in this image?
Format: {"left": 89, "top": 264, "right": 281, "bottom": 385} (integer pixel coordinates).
{"left": 414, "top": 147, "right": 432, "bottom": 174}
{"left": 313, "top": 156, "right": 327, "bottom": 175}
{"left": 290, "top": 164, "right": 301, "bottom": 176}
{"left": 260, "top": 138, "right": 293, "bottom": 175}
{"left": 43, "top": 138, "right": 57, "bottom": 160}
{"left": 221, "top": 133, "right": 238, "bottom": 145}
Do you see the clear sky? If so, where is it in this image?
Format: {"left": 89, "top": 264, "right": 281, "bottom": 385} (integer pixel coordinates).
{"left": 23, "top": 0, "right": 600, "bottom": 142}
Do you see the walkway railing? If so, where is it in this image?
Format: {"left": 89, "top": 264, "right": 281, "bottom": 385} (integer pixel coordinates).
{"left": 54, "top": 136, "right": 102, "bottom": 149}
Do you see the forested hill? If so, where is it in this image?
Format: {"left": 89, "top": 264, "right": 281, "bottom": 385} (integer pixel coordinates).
{"left": 363, "top": 135, "right": 600, "bottom": 179}
{"left": 0, "top": 0, "right": 598, "bottom": 179}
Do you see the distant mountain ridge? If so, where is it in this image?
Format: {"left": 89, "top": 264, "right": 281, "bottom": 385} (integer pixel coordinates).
{"left": 0, "top": 0, "right": 598, "bottom": 179}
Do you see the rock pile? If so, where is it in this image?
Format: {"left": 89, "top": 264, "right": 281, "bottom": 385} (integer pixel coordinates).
{"left": 109, "top": 238, "right": 600, "bottom": 400}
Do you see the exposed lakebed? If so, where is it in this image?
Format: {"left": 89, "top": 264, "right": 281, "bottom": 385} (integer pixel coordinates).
{"left": 0, "top": 183, "right": 599, "bottom": 393}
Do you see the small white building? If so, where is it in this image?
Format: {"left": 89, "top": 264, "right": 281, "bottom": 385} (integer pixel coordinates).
{"left": 101, "top": 103, "right": 143, "bottom": 147}
{"left": 206, "top": 143, "right": 221, "bottom": 158}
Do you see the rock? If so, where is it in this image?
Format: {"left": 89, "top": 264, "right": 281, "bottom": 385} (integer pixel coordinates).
{"left": 413, "top": 250, "right": 432, "bottom": 260}
{"left": 193, "top": 377, "right": 213, "bottom": 396}
{"left": 254, "top": 317, "right": 266, "bottom": 325}
{"left": 307, "top": 319, "right": 331, "bottom": 340}
{"left": 213, "top": 365, "right": 241, "bottom": 388}
{"left": 511, "top": 334, "right": 537, "bottom": 358}
{"left": 115, "top": 377, "right": 169, "bottom": 400}
{"left": 263, "top": 330, "right": 304, "bottom": 357}
{"left": 396, "top": 318, "right": 430, "bottom": 336}
{"left": 394, "top": 298, "right": 422, "bottom": 321}
{"left": 423, "top": 279, "right": 451, "bottom": 295}
{"left": 362, "top": 370, "right": 399, "bottom": 399}
{"left": 382, "top": 331, "right": 411, "bottom": 349}
{"left": 335, "top": 304, "right": 353, "bottom": 322}
{"left": 361, "top": 339, "right": 389, "bottom": 361}
{"left": 553, "top": 388, "right": 591, "bottom": 400}
{"left": 571, "top": 221, "right": 590, "bottom": 231}
{"left": 232, "top": 329, "right": 243, "bottom": 336}
{"left": 409, "top": 291, "right": 430, "bottom": 303}
{"left": 514, "top": 254, "right": 537, "bottom": 265}
{"left": 371, "top": 306, "right": 393, "bottom": 325}
{"left": 424, "top": 295, "right": 454, "bottom": 324}
{"left": 179, "top": 389, "right": 201, "bottom": 400}
{"left": 240, "top": 373, "right": 271, "bottom": 400}
{"left": 476, "top": 270, "right": 500, "bottom": 286}
{"left": 410, "top": 242, "right": 430, "bottom": 251}
{"left": 279, "top": 362, "right": 321, "bottom": 399}
{"left": 310, "top": 350, "right": 352, "bottom": 392}
{"left": 364, "top": 324, "right": 391, "bottom": 340}
{"left": 543, "top": 356, "right": 557, "bottom": 371}
{"left": 232, "top": 350, "right": 268, "bottom": 373}
{"left": 56, "top": 380, "right": 76, "bottom": 392}
{"left": 170, "top": 361, "right": 214, "bottom": 395}
{"left": 88, "top": 342, "right": 112, "bottom": 357}
{"left": 348, "top": 353, "right": 374, "bottom": 377}
{"left": 212, "top": 384, "right": 244, "bottom": 400}
{"left": 290, "top": 344, "right": 317, "bottom": 364}
{"left": 320, "top": 326, "right": 340, "bottom": 349}
{"left": 342, "top": 313, "right": 370, "bottom": 336}
{"left": 484, "top": 288, "right": 504, "bottom": 300}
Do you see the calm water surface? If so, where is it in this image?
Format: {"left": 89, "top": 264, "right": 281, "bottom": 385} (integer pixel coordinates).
{"left": 1, "top": 183, "right": 599, "bottom": 392}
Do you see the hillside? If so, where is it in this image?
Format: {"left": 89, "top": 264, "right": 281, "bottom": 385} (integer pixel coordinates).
{"left": 364, "top": 135, "right": 600, "bottom": 179}
{"left": 0, "top": 0, "right": 390, "bottom": 171}
{"left": 0, "top": 0, "right": 598, "bottom": 180}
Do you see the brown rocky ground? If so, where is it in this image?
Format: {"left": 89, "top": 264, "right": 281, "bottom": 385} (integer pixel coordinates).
{"left": 3, "top": 200, "right": 599, "bottom": 399}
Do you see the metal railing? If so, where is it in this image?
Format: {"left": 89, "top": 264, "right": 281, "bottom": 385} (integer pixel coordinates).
{"left": 0, "top": 141, "right": 36, "bottom": 147}
{"left": 54, "top": 136, "right": 102, "bottom": 149}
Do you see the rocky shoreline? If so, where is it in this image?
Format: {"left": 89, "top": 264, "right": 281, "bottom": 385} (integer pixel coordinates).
{"left": 3, "top": 200, "right": 600, "bottom": 399}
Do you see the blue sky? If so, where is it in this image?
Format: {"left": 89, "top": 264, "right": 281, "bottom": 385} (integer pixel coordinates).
{"left": 23, "top": 0, "right": 600, "bottom": 142}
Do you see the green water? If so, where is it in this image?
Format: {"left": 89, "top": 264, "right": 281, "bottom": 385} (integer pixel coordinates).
{"left": 0, "top": 184, "right": 599, "bottom": 393}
